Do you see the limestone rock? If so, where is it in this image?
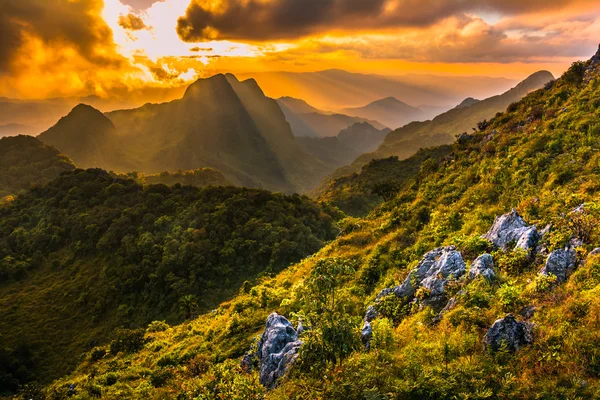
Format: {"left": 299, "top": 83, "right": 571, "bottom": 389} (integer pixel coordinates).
{"left": 469, "top": 253, "right": 496, "bottom": 281}
{"left": 540, "top": 249, "right": 577, "bottom": 283}
{"left": 373, "top": 246, "right": 466, "bottom": 308}
{"left": 257, "top": 313, "right": 302, "bottom": 388}
{"left": 483, "top": 314, "right": 533, "bottom": 352}
{"left": 483, "top": 209, "right": 538, "bottom": 251}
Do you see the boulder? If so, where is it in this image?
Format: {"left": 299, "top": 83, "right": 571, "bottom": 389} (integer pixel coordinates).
{"left": 257, "top": 313, "right": 302, "bottom": 388}
{"left": 540, "top": 249, "right": 577, "bottom": 283}
{"left": 483, "top": 209, "right": 538, "bottom": 251}
{"left": 361, "top": 321, "right": 373, "bottom": 350}
{"left": 374, "top": 247, "right": 466, "bottom": 307}
{"left": 590, "top": 248, "right": 600, "bottom": 256}
{"left": 483, "top": 314, "right": 533, "bottom": 352}
{"left": 469, "top": 254, "right": 496, "bottom": 281}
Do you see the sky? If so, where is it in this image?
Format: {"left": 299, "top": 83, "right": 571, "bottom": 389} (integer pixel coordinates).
{"left": 1, "top": 0, "right": 599, "bottom": 99}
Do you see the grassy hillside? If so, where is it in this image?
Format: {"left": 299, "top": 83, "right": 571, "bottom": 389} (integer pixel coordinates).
{"left": 0, "top": 169, "right": 338, "bottom": 393}
{"left": 37, "top": 48, "right": 600, "bottom": 400}
{"left": 0, "top": 135, "right": 75, "bottom": 199}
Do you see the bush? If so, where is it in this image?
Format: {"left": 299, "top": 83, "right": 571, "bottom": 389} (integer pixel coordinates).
{"left": 110, "top": 328, "right": 146, "bottom": 354}
{"left": 147, "top": 321, "right": 170, "bottom": 333}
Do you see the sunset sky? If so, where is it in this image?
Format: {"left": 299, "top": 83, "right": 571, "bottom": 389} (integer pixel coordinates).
{"left": 1, "top": 0, "right": 600, "bottom": 100}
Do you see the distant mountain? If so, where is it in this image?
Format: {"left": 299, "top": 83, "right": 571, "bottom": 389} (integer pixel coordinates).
{"left": 342, "top": 97, "right": 425, "bottom": 129}
{"left": 277, "top": 96, "right": 321, "bottom": 114}
{"left": 277, "top": 97, "right": 388, "bottom": 138}
{"left": 316, "top": 70, "right": 554, "bottom": 187}
{"left": 455, "top": 97, "right": 480, "bottom": 109}
{"left": 38, "top": 104, "right": 131, "bottom": 172}
{"left": 337, "top": 122, "right": 391, "bottom": 152}
{"left": 237, "top": 69, "right": 517, "bottom": 111}
{"left": 297, "top": 122, "right": 391, "bottom": 170}
{"left": 39, "top": 75, "right": 329, "bottom": 193}
{"left": 0, "top": 135, "right": 75, "bottom": 198}
{"left": 141, "top": 169, "right": 232, "bottom": 188}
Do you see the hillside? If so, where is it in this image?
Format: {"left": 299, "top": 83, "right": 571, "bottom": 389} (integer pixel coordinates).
{"left": 316, "top": 70, "right": 555, "bottom": 188}
{"left": 0, "top": 135, "right": 75, "bottom": 199}
{"left": 277, "top": 97, "right": 388, "bottom": 138}
{"left": 38, "top": 76, "right": 329, "bottom": 194}
{"left": 40, "top": 47, "right": 600, "bottom": 399}
{"left": 238, "top": 70, "right": 517, "bottom": 111}
{"left": 342, "top": 97, "right": 425, "bottom": 129}
{"left": 0, "top": 169, "right": 338, "bottom": 392}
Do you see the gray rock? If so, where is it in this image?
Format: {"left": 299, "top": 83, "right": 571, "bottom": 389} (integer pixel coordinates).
{"left": 257, "top": 313, "right": 302, "bottom": 388}
{"left": 572, "top": 203, "right": 586, "bottom": 214}
{"left": 361, "top": 321, "right": 373, "bottom": 350}
{"left": 540, "top": 249, "right": 577, "bottom": 283}
{"left": 483, "top": 314, "right": 534, "bottom": 352}
{"left": 483, "top": 209, "right": 538, "bottom": 251}
{"left": 364, "top": 305, "right": 379, "bottom": 322}
{"left": 374, "top": 246, "right": 466, "bottom": 307}
{"left": 469, "top": 254, "right": 496, "bottom": 281}
{"left": 296, "top": 321, "right": 304, "bottom": 336}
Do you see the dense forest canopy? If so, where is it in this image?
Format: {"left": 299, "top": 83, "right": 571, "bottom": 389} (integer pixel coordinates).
{"left": 0, "top": 169, "right": 338, "bottom": 392}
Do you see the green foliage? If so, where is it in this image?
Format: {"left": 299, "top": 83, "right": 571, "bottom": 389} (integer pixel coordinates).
{"left": 109, "top": 329, "right": 146, "bottom": 354}
{"left": 492, "top": 248, "right": 531, "bottom": 275}
{"left": 297, "top": 258, "right": 361, "bottom": 373}
{"left": 146, "top": 321, "right": 170, "bottom": 333}
{"left": 496, "top": 283, "right": 525, "bottom": 313}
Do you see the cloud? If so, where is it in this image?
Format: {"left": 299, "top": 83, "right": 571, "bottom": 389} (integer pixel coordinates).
{"left": 176, "top": 0, "right": 598, "bottom": 42}
{"left": 120, "top": 0, "right": 163, "bottom": 12}
{"left": 0, "top": 0, "right": 141, "bottom": 98}
{"left": 118, "top": 13, "right": 150, "bottom": 31}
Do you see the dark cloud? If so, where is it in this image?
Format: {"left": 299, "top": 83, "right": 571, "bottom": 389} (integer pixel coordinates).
{"left": 176, "top": 0, "right": 595, "bottom": 42}
{"left": 0, "top": 0, "right": 123, "bottom": 73}
{"left": 118, "top": 13, "right": 149, "bottom": 31}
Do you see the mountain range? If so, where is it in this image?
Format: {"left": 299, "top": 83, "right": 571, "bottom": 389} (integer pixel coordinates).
{"left": 38, "top": 75, "right": 332, "bottom": 194}
{"left": 237, "top": 69, "right": 518, "bottom": 111}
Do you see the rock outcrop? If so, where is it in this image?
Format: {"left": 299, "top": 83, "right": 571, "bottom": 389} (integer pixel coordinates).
{"left": 482, "top": 209, "right": 538, "bottom": 251}
{"left": 483, "top": 314, "right": 534, "bottom": 352}
{"left": 374, "top": 246, "right": 466, "bottom": 308}
{"left": 257, "top": 313, "right": 302, "bottom": 388}
{"left": 540, "top": 249, "right": 577, "bottom": 283}
{"left": 469, "top": 254, "right": 496, "bottom": 281}
{"left": 361, "top": 321, "right": 373, "bottom": 350}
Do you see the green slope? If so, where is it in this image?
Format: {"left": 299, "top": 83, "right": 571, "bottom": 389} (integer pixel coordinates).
{"left": 39, "top": 47, "right": 600, "bottom": 400}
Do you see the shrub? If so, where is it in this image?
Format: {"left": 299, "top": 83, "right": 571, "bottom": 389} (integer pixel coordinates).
{"left": 146, "top": 320, "right": 170, "bottom": 333}
{"left": 150, "top": 368, "right": 173, "bottom": 388}
{"left": 110, "top": 328, "right": 146, "bottom": 354}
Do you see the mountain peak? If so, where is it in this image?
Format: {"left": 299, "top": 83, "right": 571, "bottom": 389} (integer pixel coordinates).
{"left": 456, "top": 97, "right": 480, "bottom": 109}
{"left": 591, "top": 43, "right": 600, "bottom": 64}
{"left": 183, "top": 74, "right": 232, "bottom": 99}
